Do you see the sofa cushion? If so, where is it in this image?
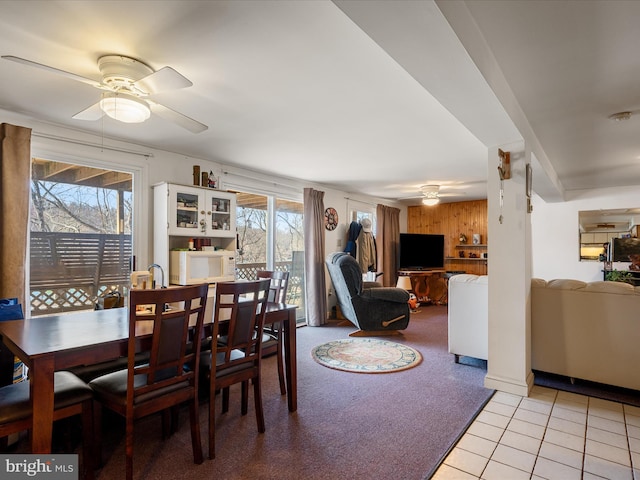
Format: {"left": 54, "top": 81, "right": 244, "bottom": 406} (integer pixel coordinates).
{"left": 531, "top": 278, "right": 546, "bottom": 288}
{"left": 583, "top": 280, "right": 636, "bottom": 295}
{"left": 448, "top": 274, "right": 487, "bottom": 285}
{"left": 546, "top": 279, "right": 587, "bottom": 290}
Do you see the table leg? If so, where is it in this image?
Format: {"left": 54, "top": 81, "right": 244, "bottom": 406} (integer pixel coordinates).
{"left": 411, "top": 276, "right": 430, "bottom": 303}
{"left": 30, "top": 355, "right": 55, "bottom": 453}
{"left": 283, "top": 309, "right": 297, "bottom": 412}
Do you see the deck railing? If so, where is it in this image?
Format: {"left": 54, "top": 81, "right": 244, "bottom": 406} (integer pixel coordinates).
{"left": 30, "top": 232, "right": 131, "bottom": 315}
{"left": 29, "top": 236, "right": 306, "bottom": 321}
{"left": 236, "top": 261, "right": 305, "bottom": 322}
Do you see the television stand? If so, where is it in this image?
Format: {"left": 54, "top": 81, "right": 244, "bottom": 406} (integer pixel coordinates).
{"left": 398, "top": 270, "right": 447, "bottom": 305}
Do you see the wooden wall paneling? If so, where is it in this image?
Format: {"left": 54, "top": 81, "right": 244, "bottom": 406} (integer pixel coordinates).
{"left": 407, "top": 200, "right": 488, "bottom": 275}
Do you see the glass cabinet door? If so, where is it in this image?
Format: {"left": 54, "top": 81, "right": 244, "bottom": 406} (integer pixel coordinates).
{"left": 168, "top": 186, "right": 204, "bottom": 236}
{"left": 206, "top": 192, "right": 236, "bottom": 237}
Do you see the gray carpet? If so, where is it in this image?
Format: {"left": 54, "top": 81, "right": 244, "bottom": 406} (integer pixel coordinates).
{"left": 65, "top": 306, "right": 494, "bottom": 479}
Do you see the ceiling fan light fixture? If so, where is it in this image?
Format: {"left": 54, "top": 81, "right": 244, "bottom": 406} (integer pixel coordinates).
{"left": 99, "top": 92, "right": 150, "bottom": 123}
{"left": 421, "top": 184, "right": 440, "bottom": 206}
{"left": 422, "top": 197, "right": 439, "bottom": 206}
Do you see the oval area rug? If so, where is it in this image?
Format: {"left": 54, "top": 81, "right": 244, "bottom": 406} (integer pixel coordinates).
{"left": 311, "top": 338, "right": 422, "bottom": 373}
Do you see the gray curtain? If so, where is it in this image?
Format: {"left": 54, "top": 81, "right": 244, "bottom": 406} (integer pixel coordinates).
{"left": 376, "top": 204, "right": 400, "bottom": 287}
{"left": 303, "top": 188, "right": 327, "bottom": 326}
{"left": 0, "top": 124, "right": 32, "bottom": 307}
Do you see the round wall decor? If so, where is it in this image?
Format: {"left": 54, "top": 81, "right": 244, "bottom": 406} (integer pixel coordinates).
{"left": 324, "top": 207, "right": 338, "bottom": 231}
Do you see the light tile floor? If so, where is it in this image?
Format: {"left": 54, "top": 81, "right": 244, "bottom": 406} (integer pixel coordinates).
{"left": 432, "top": 385, "right": 640, "bottom": 480}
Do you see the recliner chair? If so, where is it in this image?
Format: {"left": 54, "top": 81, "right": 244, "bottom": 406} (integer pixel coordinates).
{"left": 326, "top": 252, "right": 410, "bottom": 335}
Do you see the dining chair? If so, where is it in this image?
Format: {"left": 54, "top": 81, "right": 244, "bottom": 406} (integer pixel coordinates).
{"left": 0, "top": 371, "right": 95, "bottom": 480}
{"left": 202, "top": 279, "right": 270, "bottom": 459}
{"left": 88, "top": 284, "right": 209, "bottom": 480}
{"left": 256, "top": 270, "right": 289, "bottom": 395}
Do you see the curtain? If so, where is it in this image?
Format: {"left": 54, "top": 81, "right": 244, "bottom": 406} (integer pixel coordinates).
{"left": 376, "top": 204, "right": 400, "bottom": 287}
{"left": 303, "top": 188, "right": 327, "bottom": 326}
{"left": 0, "top": 124, "right": 31, "bottom": 307}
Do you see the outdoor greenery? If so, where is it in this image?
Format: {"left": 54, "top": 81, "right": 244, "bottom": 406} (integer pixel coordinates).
{"left": 235, "top": 198, "right": 303, "bottom": 265}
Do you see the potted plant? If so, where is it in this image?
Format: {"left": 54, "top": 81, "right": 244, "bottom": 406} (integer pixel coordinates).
{"left": 605, "top": 269, "right": 633, "bottom": 283}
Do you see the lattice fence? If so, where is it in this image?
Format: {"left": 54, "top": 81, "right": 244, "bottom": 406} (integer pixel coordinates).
{"left": 30, "top": 232, "right": 132, "bottom": 315}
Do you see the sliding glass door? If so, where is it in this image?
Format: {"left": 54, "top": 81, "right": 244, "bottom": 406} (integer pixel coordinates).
{"left": 234, "top": 191, "right": 305, "bottom": 323}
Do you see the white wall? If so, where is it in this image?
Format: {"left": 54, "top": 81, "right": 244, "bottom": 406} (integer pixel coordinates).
{"left": 531, "top": 185, "right": 639, "bottom": 282}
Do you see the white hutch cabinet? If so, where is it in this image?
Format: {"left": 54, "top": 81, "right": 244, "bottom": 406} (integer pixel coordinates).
{"left": 153, "top": 182, "right": 237, "bottom": 284}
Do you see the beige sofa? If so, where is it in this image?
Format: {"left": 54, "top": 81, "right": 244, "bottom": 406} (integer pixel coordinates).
{"left": 448, "top": 274, "right": 640, "bottom": 391}
{"left": 531, "top": 278, "right": 640, "bottom": 391}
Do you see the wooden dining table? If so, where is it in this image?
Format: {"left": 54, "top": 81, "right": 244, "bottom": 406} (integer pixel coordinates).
{"left": 0, "top": 301, "right": 297, "bottom": 453}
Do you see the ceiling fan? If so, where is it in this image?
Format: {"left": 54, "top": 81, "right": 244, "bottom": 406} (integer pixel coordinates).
{"left": 2, "top": 54, "right": 208, "bottom": 133}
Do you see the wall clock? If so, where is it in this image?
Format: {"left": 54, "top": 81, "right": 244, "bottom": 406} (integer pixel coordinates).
{"left": 324, "top": 207, "right": 338, "bottom": 231}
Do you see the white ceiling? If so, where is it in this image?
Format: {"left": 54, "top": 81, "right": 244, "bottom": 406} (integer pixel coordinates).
{"left": 0, "top": 1, "right": 638, "bottom": 205}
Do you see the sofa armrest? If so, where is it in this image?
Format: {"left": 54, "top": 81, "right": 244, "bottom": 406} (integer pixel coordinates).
{"left": 363, "top": 281, "right": 382, "bottom": 289}
{"left": 361, "top": 287, "right": 409, "bottom": 303}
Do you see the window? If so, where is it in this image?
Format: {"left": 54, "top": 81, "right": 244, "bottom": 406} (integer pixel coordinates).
{"left": 29, "top": 158, "right": 133, "bottom": 315}
{"left": 349, "top": 203, "right": 375, "bottom": 232}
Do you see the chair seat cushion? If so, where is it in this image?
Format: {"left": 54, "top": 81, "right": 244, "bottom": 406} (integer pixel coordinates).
{"left": 69, "top": 351, "right": 151, "bottom": 382}
{"left": 0, "top": 371, "right": 92, "bottom": 424}
{"left": 200, "top": 349, "right": 256, "bottom": 378}
{"left": 89, "top": 368, "right": 190, "bottom": 406}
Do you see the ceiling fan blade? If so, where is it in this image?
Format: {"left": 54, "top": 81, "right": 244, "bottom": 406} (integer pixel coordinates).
{"left": 148, "top": 101, "right": 208, "bottom": 134}
{"left": 72, "top": 101, "right": 104, "bottom": 121}
{"left": 135, "top": 66, "right": 192, "bottom": 95}
{"left": 2, "top": 55, "right": 103, "bottom": 89}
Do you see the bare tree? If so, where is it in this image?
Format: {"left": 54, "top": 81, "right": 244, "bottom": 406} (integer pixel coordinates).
{"left": 30, "top": 179, "right": 131, "bottom": 234}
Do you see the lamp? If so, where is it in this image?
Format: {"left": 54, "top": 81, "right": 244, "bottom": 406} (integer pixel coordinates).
{"left": 422, "top": 197, "right": 439, "bottom": 206}
{"left": 396, "top": 276, "right": 419, "bottom": 311}
{"left": 396, "top": 276, "right": 412, "bottom": 291}
{"left": 100, "top": 92, "right": 151, "bottom": 123}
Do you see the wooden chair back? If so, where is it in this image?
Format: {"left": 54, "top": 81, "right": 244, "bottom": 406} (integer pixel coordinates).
{"left": 208, "top": 278, "right": 270, "bottom": 459}
{"left": 212, "top": 279, "right": 270, "bottom": 371}
{"left": 256, "top": 270, "right": 290, "bottom": 394}
{"left": 257, "top": 270, "right": 289, "bottom": 303}
{"left": 127, "top": 284, "right": 209, "bottom": 405}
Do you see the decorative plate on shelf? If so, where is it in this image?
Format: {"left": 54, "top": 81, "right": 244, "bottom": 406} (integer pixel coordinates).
{"left": 324, "top": 207, "right": 338, "bottom": 231}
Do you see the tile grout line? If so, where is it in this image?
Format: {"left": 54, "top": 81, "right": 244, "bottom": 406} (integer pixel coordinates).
{"left": 528, "top": 389, "right": 558, "bottom": 480}
{"left": 582, "top": 396, "right": 590, "bottom": 478}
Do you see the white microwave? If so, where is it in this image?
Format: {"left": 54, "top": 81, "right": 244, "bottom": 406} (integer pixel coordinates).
{"left": 169, "top": 250, "right": 236, "bottom": 285}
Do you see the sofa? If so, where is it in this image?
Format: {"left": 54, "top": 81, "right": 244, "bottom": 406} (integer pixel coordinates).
{"left": 531, "top": 278, "right": 640, "bottom": 391}
{"left": 447, "top": 274, "right": 488, "bottom": 362}
{"left": 448, "top": 274, "right": 640, "bottom": 391}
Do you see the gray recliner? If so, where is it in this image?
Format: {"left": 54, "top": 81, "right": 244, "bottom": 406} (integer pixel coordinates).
{"left": 326, "top": 252, "right": 410, "bottom": 335}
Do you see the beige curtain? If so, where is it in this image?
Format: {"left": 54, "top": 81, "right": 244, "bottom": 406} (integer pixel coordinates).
{"left": 303, "top": 188, "right": 327, "bottom": 326}
{"left": 0, "top": 124, "right": 32, "bottom": 306}
{"left": 376, "top": 204, "right": 400, "bottom": 287}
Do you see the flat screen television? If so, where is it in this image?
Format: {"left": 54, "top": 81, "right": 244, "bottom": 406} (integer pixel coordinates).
{"left": 609, "top": 237, "right": 640, "bottom": 262}
{"left": 398, "top": 233, "right": 445, "bottom": 270}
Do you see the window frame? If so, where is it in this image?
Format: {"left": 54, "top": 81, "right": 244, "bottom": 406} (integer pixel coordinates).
{"left": 27, "top": 140, "right": 149, "bottom": 313}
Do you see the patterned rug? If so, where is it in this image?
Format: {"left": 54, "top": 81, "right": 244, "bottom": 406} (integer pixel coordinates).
{"left": 311, "top": 338, "right": 422, "bottom": 373}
